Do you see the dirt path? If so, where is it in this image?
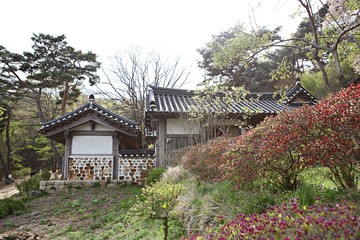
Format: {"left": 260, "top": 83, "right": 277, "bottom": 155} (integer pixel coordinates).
{"left": 0, "top": 181, "right": 19, "bottom": 199}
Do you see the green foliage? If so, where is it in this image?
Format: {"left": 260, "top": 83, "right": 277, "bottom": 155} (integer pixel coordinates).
{"left": 0, "top": 197, "right": 25, "bottom": 219}
{"left": 131, "top": 181, "right": 185, "bottom": 240}
{"left": 197, "top": 24, "right": 283, "bottom": 91}
{"left": 145, "top": 166, "right": 166, "bottom": 185}
{"left": 12, "top": 167, "right": 31, "bottom": 179}
{"left": 295, "top": 183, "right": 318, "bottom": 207}
{"left": 132, "top": 181, "right": 184, "bottom": 220}
{"left": 5, "top": 220, "right": 15, "bottom": 227}
{"left": 15, "top": 169, "right": 51, "bottom": 196}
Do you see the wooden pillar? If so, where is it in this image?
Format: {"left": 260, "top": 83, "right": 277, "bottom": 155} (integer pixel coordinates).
{"left": 112, "top": 134, "right": 119, "bottom": 180}
{"left": 63, "top": 131, "right": 71, "bottom": 180}
{"left": 157, "top": 118, "right": 166, "bottom": 166}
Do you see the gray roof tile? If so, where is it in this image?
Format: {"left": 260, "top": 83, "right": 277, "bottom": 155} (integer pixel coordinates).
{"left": 39, "top": 98, "right": 140, "bottom": 133}
{"left": 146, "top": 85, "right": 295, "bottom": 115}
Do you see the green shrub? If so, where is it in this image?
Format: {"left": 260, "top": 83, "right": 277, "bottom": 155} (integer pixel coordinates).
{"left": 295, "top": 183, "right": 318, "bottom": 206}
{"left": 12, "top": 167, "right": 31, "bottom": 179}
{"left": 131, "top": 181, "right": 185, "bottom": 240}
{"left": 16, "top": 169, "right": 51, "bottom": 196}
{"left": 145, "top": 166, "right": 166, "bottom": 185}
{"left": 0, "top": 197, "right": 26, "bottom": 219}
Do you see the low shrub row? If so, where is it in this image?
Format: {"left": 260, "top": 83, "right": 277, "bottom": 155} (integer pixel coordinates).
{"left": 187, "top": 199, "right": 360, "bottom": 239}
{"left": 182, "top": 84, "right": 360, "bottom": 191}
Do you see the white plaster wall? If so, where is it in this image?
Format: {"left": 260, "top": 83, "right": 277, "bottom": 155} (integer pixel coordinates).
{"left": 95, "top": 123, "right": 113, "bottom": 131}
{"left": 70, "top": 122, "right": 114, "bottom": 131}
{"left": 166, "top": 118, "right": 200, "bottom": 135}
{"left": 71, "top": 136, "right": 113, "bottom": 154}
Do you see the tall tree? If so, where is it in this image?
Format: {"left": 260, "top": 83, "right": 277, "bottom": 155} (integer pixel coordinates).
{"left": 97, "top": 48, "right": 189, "bottom": 142}
{"left": 0, "top": 45, "right": 21, "bottom": 181}
{"left": 0, "top": 34, "right": 101, "bottom": 172}
{"left": 206, "top": 0, "right": 360, "bottom": 92}
{"left": 197, "top": 24, "right": 286, "bottom": 91}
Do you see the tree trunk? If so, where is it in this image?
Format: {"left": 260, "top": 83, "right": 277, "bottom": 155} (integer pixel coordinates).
{"left": 50, "top": 140, "right": 62, "bottom": 173}
{"left": 163, "top": 218, "right": 169, "bottom": 240}
{"left": 313, "top": 53, "right": 336, "bottom": 93}
{"left": 5, "top": 109, "right": 12, "bottom": 175}
{"left": 331, "top": 50, "right": 348, "bottom": 88}
{"left": 0, "top": 135, "right": 10, "bottom": 182}
{"left": 35, "top": 91, "right": 62, "bottom": 173}
{"left": 61, "top": 80, "right": 70, "bottom": 115}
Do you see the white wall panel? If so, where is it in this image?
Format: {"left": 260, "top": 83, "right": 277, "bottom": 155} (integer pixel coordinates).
{"left": 71, "top": 136, "right": 112, "bottom": 154}
{"left": 166, "top": 118, "right": 200, "bottom": 135}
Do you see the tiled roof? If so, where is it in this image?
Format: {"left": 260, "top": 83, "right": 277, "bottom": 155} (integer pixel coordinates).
{"left": 285, "top": 79, "right": 317, "bottom": 104}
{"left": 146, "top": 85, "right": 294, "bottom": 115}
{"left": 39, "top": 98, "right": 140, "bottom": 133}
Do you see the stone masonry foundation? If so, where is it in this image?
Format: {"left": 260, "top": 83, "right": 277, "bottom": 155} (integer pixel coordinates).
{"left": 68, "top": 156, "right": 113, "bottom": 181}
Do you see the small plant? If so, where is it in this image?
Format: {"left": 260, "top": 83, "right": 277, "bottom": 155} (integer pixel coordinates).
{"left": 13, "top": 167, "right": 31, "bottom": 178}
{"left": 295, "top": 183, "right": 318, "bottom": 206}
{"left": 70, "top": 199, "right": 81, "bottom": 208}
{"left": 0, "top": 197, "right": 26, "bottom": 219}
{"left": 91, "top": 199, "right": 100, "bottom": 206}
{"left": 40, "top": 218, "right": 48, "bottom": 225}
{"left": 131, "top": 181, "right": 185, "bottom": 240}
{"left": 15, "top": 169, "right": 51, "bottom": 196}
{"left": 6, "top": 234, "right": 18, "bottom": 240}
{"left": 5, "top": 220, "right": 15, "bottom": 227}
{"left": 145, "top": 166, "right": 166, "bottom": 185}
{"left": 93, "top": 181, "right": 101, "bottom": 188}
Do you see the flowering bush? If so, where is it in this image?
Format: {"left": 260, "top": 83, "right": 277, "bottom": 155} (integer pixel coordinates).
{"left": 181, "top": 136, "right": 235, "bottom": 181}
{"left": 225, "top": 84, "right": 360, "bottom": 190}
{"left": 182, "top": 84, "right": 359, "bottom": 190}
{"left": 187, "top": 199, "right": 360, "bottom": 239}
{"left": 298, "top": 84, "right": 360, "bottom": 189}
{"left": 225, "top": 110, "right": 308, "bottom": 191}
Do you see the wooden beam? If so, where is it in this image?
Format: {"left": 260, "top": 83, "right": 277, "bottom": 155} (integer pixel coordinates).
{"left": 157, "top": 118, "right": 166, "bottom": 166}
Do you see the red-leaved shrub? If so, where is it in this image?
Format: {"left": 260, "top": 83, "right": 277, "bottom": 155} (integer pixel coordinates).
{"left": 187, "top": 199, "right": 360, "bottom": 239}
{"left": 181, "top": 136, "right": 235, "bottom": 181}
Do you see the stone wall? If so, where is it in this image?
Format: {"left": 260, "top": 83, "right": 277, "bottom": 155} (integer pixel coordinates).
{"left": 67, "top": 154, "right": 155, "bottom": 182}
{"left": 40, "top": 180, "right": 110, "bottom": 191}
{"left": 68, "top": 156, "right": 113, "bottom": 180}
{"left": 118, "top": 154, "right": 156, "bottom": 182}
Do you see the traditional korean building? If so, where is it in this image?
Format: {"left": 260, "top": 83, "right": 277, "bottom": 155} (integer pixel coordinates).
{"left": 145, "top": 80, "right": 317, "bottom": 165}
{"left": 39, "top": 95, "right": 155, "bottom": 182}
{"left": 39, "top": 80, "right": 316, "bottom": 182}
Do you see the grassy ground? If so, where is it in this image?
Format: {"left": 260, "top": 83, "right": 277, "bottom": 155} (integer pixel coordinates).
{"left": 0, "top": 169, "right": 358, "bottom": 240}
{"left": 0, "top": 183, "right": 168, "bottom": 240}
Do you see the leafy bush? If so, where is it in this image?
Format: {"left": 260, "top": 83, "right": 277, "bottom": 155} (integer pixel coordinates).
{"left": 16, "top": 169, "right": 51, "bottom": 196}
{"left": 145, "top": 166, "right": 166, "bottom": 185}
{"left": 131, "top": 181, "right": 185, "bottom": 240}
{"left": 188, "top": 199, "right": 360, "bottom": 239}
{"left": 224, "top": 111, "right": 308, "bottom": 191}
{"left": 298, "top": 84, "right": 360, "bottom": 189}
{"left": 223, "top": 84, "right": 360, "bottom": 191}
{"left": 182, "top": 136, "right": 234, "bottom": 181}
{"left": 0, "top": 197, "right": 26, "bottom": 219}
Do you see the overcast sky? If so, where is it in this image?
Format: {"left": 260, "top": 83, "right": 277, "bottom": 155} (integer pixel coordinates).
{"left": 1, "top": 0, "right": 305, "bottom": 89}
